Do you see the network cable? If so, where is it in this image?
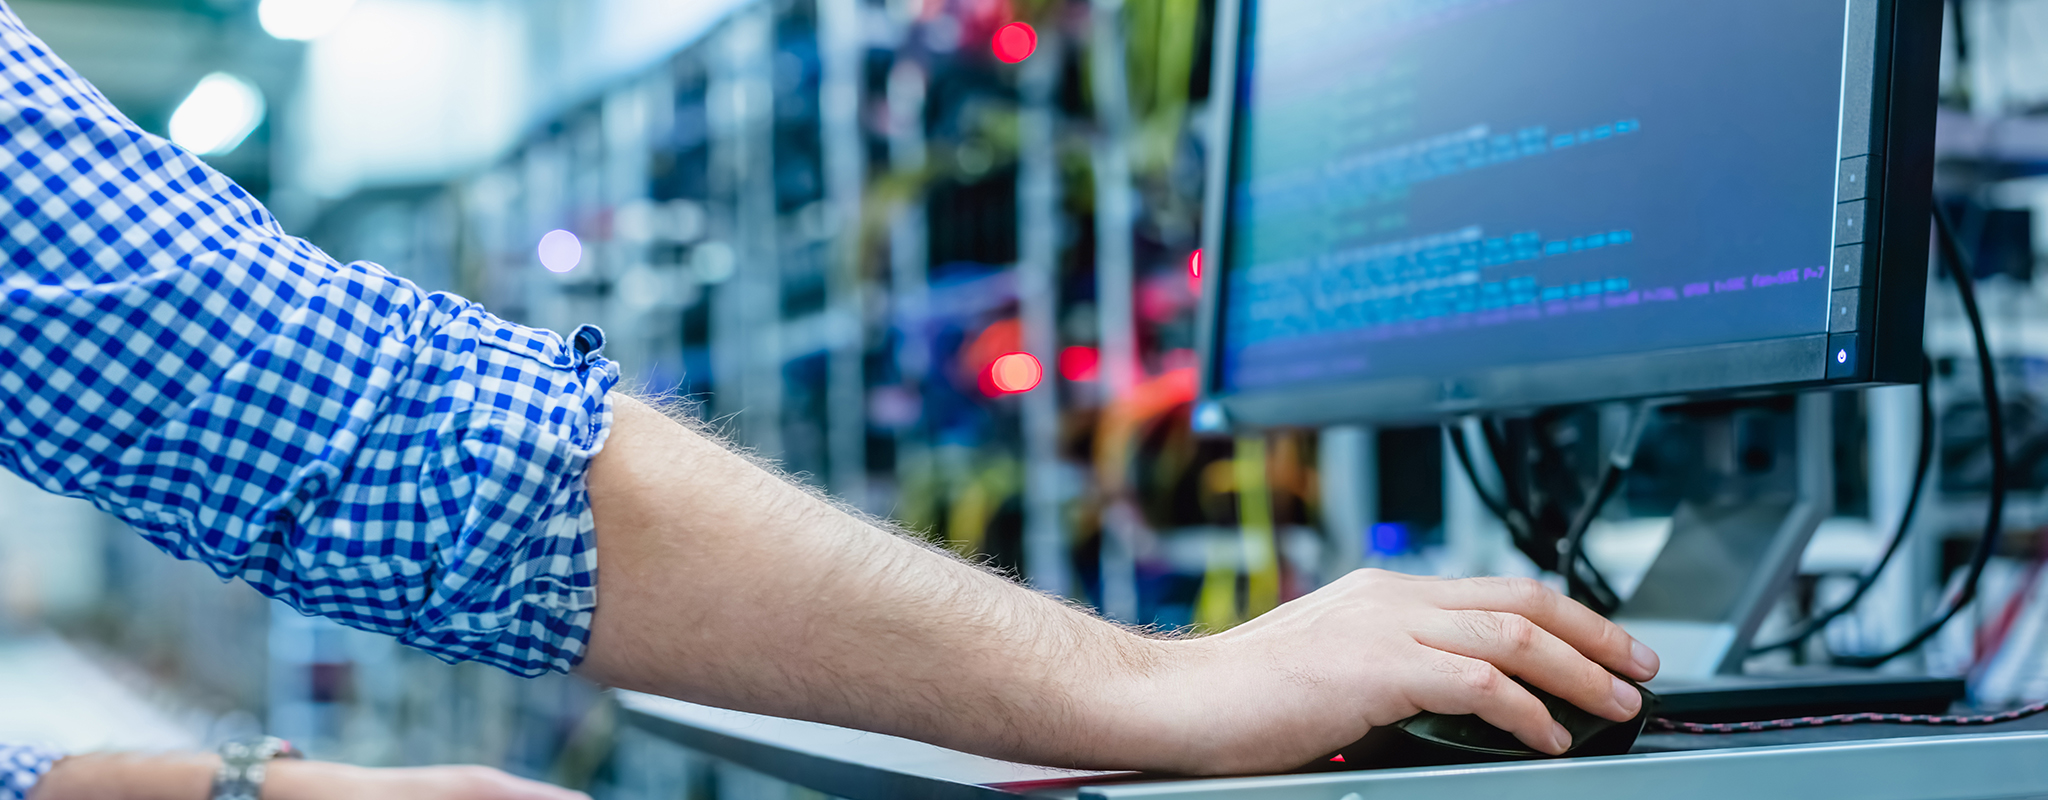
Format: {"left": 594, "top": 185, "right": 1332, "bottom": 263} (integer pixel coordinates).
{"left": 1828, "top": 204, "right": 2009, "bottom": 668}
{"left": 1649, "top": 699, "right": 2048, "bottom": 734}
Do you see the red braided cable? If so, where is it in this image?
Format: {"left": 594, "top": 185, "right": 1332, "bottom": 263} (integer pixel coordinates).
{"left": 1649, "top": 700, "right": 2048, "bottom": 734}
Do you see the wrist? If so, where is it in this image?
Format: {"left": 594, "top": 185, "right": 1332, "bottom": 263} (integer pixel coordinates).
{"left": 258, "top": 760, "right": 363, "bottom": 800}
{"left": 1075, "top": 633, "right": 1220, "bottom": 773}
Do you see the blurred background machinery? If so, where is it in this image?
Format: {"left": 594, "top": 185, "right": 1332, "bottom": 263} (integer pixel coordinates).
{"left": 8, "top": 0, "right": 2048, "bottom": 797}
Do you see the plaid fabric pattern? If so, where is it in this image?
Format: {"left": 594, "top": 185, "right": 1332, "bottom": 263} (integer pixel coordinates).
{"left": 0, "top": 745, "right": 56, "bottom": 800}
{"left": 0, "top": 1, "right": 617, "bottom": 676}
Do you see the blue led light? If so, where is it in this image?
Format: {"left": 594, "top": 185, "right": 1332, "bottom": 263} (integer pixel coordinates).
{"left": 1369, "top": 522, "right": 1411, "bottom": 556}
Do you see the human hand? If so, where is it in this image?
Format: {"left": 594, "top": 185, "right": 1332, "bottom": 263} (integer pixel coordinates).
{"left": 1129, "top": 569, "right": 1659, "bottom": 775}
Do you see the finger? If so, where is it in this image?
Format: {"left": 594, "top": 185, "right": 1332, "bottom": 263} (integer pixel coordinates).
{"left": 1417, "top": 610, "right": 1642, "bottom": 722}
{"left": 1419, "top": 577, "right": 1659, "bottom": 681}
{"left": 1405, "top": 652, "right": 1572, "bottom": 755}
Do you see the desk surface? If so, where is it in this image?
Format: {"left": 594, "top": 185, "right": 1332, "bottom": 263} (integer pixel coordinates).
{"left": 618, "top": 692, "right": 2048, "bottom": 800}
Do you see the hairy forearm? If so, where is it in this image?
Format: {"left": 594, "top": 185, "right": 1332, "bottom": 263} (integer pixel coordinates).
{"left": 572, "top": 396, "right": 1662, "bottom": 776}
{"left": 575, "top": 396, "right": 1182, "bottom": 768}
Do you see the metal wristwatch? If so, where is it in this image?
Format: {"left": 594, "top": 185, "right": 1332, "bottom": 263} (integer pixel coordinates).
{"left": 211, "top": 736, "right": 303, "bottom": 800}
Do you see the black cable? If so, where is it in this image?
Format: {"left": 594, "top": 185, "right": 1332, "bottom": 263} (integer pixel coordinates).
{"left": 1518, "top": 416, "right": 1625, "bottom": 608}
{"left": 1558, "top": 403, "right": 1651, "bottom": 611}
{"left": 1446, "top": 424, "right": 1532, "bottom": 542}
{"left": 1449, "top": 418, "right": 1625, "bottom": 612}
{"left": 1749, "top": 357, "right": 1935, "bottom": 656}
{"left": 1952, "top": 0, "right": 1972, "bottom": 67}
{"left": 1830, "top": 205, "right": 2007, "bottom": 668}
{"left": 1479, "top": 419, "right": 1522, "bottom": 510}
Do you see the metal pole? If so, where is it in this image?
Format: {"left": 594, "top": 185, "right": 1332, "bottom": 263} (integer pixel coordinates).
{"left": 710, "top": 8, "right": 783, "bottom": 455}
{"left": 601, "top": 78, "right": 657, "bottom": 374}
{"left": 886, "top": 58, "right": 932, "bottom": 518}
{"left": 819, "top": 0, "right": 868, "bottom": 507}
{"left": 1318, "top": 425, "right": 1375, "bottom": 582}
{"left": 886, "top": 59, "right": 930, "bottom": 373}
{"left": 1019, "top": 33, "right": 1072, "bottom": 598}
{"left": 1863, "top": 383, "right": 1926, "bottom": 668}
{"left": 1091, "top": 0, "right": 1141, "bottom": 621}
{"left": 1442, "top": 421, "right": 1508, "bottom": 577}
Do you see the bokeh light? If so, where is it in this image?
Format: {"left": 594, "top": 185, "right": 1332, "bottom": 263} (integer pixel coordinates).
{"left": 538, "top": 229, "right": 583, "bottom": 273}
{"left": 989, "top": 352, "right": 1043, "bottom": 393}
{"left": 992, "top": 22, "right": 1037, "bottom": 63}
{"left": 1059, "top": 346, "right": 1100, "bottom": 382}
{"left": 258, "top": 0, "right": 358, "bottom": 40}
{"left": 168, "top": 73, "right": 265, "bottom": 156}
{"left": 1187, "top": 249, "right": 1202, "bottom": 278}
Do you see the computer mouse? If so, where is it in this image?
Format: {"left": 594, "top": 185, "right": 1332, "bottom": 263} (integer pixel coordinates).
{"left": 1314, "top": 675, "right": 1657, "bottom": 770}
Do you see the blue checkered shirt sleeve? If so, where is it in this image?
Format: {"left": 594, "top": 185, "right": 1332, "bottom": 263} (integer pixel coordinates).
{"left": 0, "top": 744, "right": 57, "bottom": 800}
{"left": 0, "top": 0, "right": 620, "bottom": 681}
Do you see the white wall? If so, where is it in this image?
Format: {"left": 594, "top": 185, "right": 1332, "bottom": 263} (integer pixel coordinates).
{"left": 288, "top": 0, "right": 749, "bottom": 202}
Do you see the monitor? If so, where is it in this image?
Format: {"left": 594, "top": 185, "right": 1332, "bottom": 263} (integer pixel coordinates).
{"left": 1194, "top": 0, "right": 1943, "bottom": 429}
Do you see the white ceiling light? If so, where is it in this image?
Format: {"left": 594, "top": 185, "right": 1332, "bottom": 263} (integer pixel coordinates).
{"left": 259, "top": 0, "right": 359, "bottom": 41}
{"left": 168, "top": 73, "right": 266, "bottom": 156}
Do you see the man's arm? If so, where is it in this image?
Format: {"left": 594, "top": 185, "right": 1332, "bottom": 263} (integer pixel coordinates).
{"left": 26, "top": 753, "right": 587, "bottom": 800}
{"left": 575, "top": 397, "right": 1660, "bottom": 775}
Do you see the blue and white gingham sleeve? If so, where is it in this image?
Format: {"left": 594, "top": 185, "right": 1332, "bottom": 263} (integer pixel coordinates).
{"left": 0, "top": 744, "right": 58, "bottom": 800}
{"left": 0, "top": 3, "right": 619, "bottom": 675}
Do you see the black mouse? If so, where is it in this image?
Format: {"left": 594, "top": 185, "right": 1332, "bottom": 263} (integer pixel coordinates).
{"left": 1314, "top": 676, "right": 1657, "bottom": 770}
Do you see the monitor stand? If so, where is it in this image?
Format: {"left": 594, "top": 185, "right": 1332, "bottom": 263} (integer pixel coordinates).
{"left": 1612, "top": 393, "right": 1966, "bottom": 719}
{"left": 1615, "top": 393, "right": 1834, "bottom": 680}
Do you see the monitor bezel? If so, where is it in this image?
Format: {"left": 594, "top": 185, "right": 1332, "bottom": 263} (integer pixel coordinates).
{"left": 1193, "top": 0, "right": 1942, "bottom": 430}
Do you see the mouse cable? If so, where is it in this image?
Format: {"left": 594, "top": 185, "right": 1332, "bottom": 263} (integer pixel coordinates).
{"left": 1829, "top": 203, "right": 2007, "bottom": 669}
{"left": 1647, "top": 699, "right": 2048, "bottom": 734}
{"left": 1558, "top": 400, "right": 1653, "bottom": 610}
{"left": 1448, "top": 421, "right": 1623, "bottom": 611}
{"left": 1748, "top": 356, "right": 1935, "bottom": 656}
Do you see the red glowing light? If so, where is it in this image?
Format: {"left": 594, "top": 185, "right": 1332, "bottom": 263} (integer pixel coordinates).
{"left": 989, "top": 352, "right": 1044, "bottom": 393}
{"left": 1329, "top": 755, "right": 1345, "bottom": 763}
{"left": 1059, "top": 346, "right": 1100, "bottom": 381}
{"left": 1188, "top": 249, "right": 1203, "bottom": 278}
{"left": 992, "top": 22, "right": 1038, "bottom": 63}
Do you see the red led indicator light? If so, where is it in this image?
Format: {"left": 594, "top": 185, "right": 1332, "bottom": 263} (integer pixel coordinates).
{"left": 992, "top": 22, "right": 1038, "bottom": 63}
{"left": 1329, "top": 754, "right": 1345, "bottom": 762}
{"left": 989, "top": 352, "right": 1044, "bottom": 393}
{"left": 1187, "top": 249, "right": 1203, "bottom": 278}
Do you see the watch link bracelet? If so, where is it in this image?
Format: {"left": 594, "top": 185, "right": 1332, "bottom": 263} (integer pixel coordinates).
{"left": 211, "top": 736, "right": 302, "bottom": 800}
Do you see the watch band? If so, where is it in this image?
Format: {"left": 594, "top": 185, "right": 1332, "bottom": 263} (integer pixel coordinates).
{"left": 211, "top": 736, "right": 303, "bottom": 800}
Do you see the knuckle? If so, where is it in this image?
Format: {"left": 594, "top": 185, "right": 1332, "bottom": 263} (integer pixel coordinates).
{"left": 1453, "top": 659, "right": 1504, "bottom": 694}
{"left": 1592, "top": 619, "right": 1631, "bottom": 655}
{"left": 1498, "top": 614, "right": 1540, "bottom": 653}
{"left": 1505, "top": 576, "right": 1553, "bottom": 607}
{"left": 1350, "top": 567, "right": 1393, "bottom": 587}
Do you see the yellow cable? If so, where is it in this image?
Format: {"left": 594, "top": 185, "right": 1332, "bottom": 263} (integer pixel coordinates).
{"left": 1193, "top": 533, "right": 1240, "bottom": 632}
{"left": 1235, "top": 434, "right": 1281, "bottom": 618}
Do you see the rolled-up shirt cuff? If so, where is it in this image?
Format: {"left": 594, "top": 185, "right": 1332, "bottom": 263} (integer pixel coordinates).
{"left": 0, "top": 744, "right": 61, "bottom": 800}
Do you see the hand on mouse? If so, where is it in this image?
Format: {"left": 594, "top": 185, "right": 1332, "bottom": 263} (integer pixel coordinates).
{"left": 1123, "top": 569, "right": 1660, "bottom": 775}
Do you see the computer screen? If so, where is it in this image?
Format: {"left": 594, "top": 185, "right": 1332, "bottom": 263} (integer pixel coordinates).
{"left": 1196, "top": 0, "right": 1939, "bottom": 428}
